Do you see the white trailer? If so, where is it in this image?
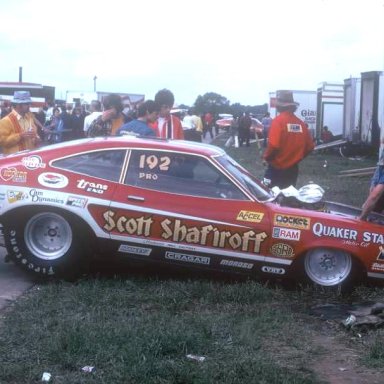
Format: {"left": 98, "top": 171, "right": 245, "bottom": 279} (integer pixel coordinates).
{"left": 343, "top": 77, "right": 361, "bottom": 142}
{"left": 316, "top": 82, "right": 344, "bottom": 138}
{"left": 359, "top": 71, "right": 384, "bottom": 150}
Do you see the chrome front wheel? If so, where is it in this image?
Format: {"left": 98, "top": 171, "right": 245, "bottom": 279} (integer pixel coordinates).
{"left": 304, "top": 248, "right": 352, "bottom": 287}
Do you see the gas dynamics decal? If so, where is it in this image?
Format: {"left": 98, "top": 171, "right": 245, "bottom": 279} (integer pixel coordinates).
{"left": 102, "top": 210, "right": 267, "bottom": 253}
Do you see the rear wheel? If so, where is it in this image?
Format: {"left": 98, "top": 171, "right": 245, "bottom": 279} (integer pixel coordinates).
{"left": 303, "top": 248, "right": 354, "bottom": 287}
{"left": 4, "top": 208, "right": 91, "bottom": 279}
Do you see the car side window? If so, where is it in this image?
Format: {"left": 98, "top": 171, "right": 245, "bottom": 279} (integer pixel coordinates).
{"left": 125, "top": 150, "right": 247, "bottom": 200}
{"left": 52, "top": 150, "right": 126, "bottom": 182}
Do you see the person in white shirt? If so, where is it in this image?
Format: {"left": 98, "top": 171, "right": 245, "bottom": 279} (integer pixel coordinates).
{"left": 83, "top": 100, "right": 102, "bottom": 134}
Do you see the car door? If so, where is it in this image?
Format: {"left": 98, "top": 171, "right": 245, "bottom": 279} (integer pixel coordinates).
{"left": 94, "top": 148, "right": 273, "bottom": 272}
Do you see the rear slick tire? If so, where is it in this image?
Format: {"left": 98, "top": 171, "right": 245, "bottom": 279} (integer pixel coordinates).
{"left": 4, "top": 208, "right": 90, "bottom": 279}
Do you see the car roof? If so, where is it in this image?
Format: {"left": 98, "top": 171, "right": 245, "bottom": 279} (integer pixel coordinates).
{"left": 21, "top": 137, "right": 226, "bottom": 159}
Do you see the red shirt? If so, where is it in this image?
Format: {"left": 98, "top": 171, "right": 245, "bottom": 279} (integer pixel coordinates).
{"left": 151, "top": 115, "right": 184, "bottom": 140}
{"left": 263, "top": 111, "right": 314, "bottom": 169}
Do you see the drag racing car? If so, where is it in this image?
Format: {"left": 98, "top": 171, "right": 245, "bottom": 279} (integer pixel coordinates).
{"left": 0, "top": 136, "right": 383, "bottom": 289}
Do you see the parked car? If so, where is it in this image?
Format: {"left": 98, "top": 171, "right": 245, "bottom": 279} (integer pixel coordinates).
{"left": 0, "top": 136, "right": 383, "bottom": 289}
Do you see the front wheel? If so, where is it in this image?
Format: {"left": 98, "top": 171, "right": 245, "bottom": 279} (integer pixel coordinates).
{"left": 4, "top": 208, "right": 90, "bottom": 279}
{"left": 303, "top": 248, "right": 354, "bottom": 287}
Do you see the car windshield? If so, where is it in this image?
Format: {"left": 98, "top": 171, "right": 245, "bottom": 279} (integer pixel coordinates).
{"left": 215, "top": 154, "right": 273, "bottom": 202}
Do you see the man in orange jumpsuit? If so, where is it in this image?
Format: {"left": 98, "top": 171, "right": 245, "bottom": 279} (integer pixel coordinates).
{"left": 263, "top": 90, "right": 314, "bottom": 189}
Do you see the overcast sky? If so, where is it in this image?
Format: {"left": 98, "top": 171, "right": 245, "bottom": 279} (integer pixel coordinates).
{"left": 0, "top": 0, "right": 383, "bottom": 106}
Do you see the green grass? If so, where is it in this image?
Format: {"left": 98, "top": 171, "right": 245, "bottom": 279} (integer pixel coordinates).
{"left": 0, "top": 136, "right": 382, "bottom": 383}
{"left": 0, "top": 279, "right": 320, "bottom": 383}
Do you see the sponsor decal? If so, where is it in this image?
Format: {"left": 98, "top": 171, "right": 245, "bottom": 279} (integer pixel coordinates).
{"left": 371, "top": 262, "right": 384, "bottom": 272}
{"left": 38, "top": 172, "right": 68, "bottom": 188}
{"left": 220, "top": 259, "right": 253, "bottom": 269}
{"left": 165, "top": 251, "right": 210, "bottom": 265}
{"left": 272, "top": 227, "right": 300, "bottom": 241}
{"left": 261, "top": 266, "right": 285, "bottom": 275}
{"left": 118, "top": 244, "right": 152, "bottom": 256}
{"left": 29, "top": 189, "right": 65, "bottom": 204}
{"left": 363, "top": 232, "right": 384, "bottom": 245}
{"left": 287, "top": 124, "right": 303, "bottom": 133}
{"left": 270, "top": 243, "right": 294, "bottom": 258}
{"left": 103, "top": 211, "right": 268, "bottom": 253}
{"left": 0, "top": 192, "right": 5, "bottom": 201}
{"left": 66, "top": 196, "right": 88, "bottom": 208}
{"left": 77, "top": 179, "right": 108, "bottom": 194}
{"left": 0, "top": 167, "right": 27, "bottom": 183}
{"left": 313, "top": 222, "right": 358, "bottom": 240}
{"left": 7, "top": 190, "right": 29, "bottom": 203}
{"left": 274, "top": 214, "right": 310, "bottom": 230}
{"left": 21, "top": 155, "right": 46, "bottom": 170}
{"left": 377, "top": 246, "right": 384, "bottom": 261}
{"left": 236, "top": 210, "right": 264, "bottom": 223}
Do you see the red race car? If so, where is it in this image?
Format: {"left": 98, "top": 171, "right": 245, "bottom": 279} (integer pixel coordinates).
{"left": 0, "top": 136, "right": 383, "bottom": 289}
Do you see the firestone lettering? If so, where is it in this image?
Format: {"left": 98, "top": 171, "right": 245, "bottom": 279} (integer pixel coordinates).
{"left": 312, "top": 222, "right": 358, "bottom": 240}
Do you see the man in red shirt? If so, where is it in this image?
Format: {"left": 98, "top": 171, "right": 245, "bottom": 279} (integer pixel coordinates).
{"left": 263, "top": 90, "right": 314, "bottom": 188}
{"left": 151, "top": 89, "right": 184, "bottom": 140}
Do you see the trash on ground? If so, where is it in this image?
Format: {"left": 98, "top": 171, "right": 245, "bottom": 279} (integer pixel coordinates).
{"left": 81, "top": 366, "right": 95, "bottom": 373}
{"left": 41, "top": 372, "right": 51, "bottom": 382}
{"left": 186, "top": 354, "right": 206, "bottom": 362}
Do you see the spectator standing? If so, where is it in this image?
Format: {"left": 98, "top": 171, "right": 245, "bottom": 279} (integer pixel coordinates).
{"left": 60, "top": 104, "right": 73, "bottom": 142}
{"left": 87, "top": 94, "right": 126, "bottom": 137}
{"left": 1, "top": 101, "right": 12, "bottom": 118}
{"left": 182, "top": 109, "right": 201, "bottom": 142}
{"left": 261, "top": 112, "right": 272, "bottom": 148}
{"left": 45, "top": 107, "right": 64, "bottom": 144}
{"left": 203, "top": 112, "right": 214, "bottom": 140}
{"left": 83, "top": 100, "right": 102, "bottom": 135}
{"left": 191, "top": 110, "right": 203, "bottom": 142}
{"left": 71, "top": 106, "right": 86, "bottom": 139}
{"left": 152, "top": 89, "right": 184, "bottom": 139}
{"left": 359, "top": 140, "right": 384, "bottom": 220}
{"left": 0, "top": 91, "right": 41, "bottom": 154}
{"left": 116, "top": 100, "right": 159, "bottom": 137}
{"left": 263, "top": 90, "right": 314, "bottom": 189}
{"left": 102, "top": 94, "right": 126, "bottom": 136}
{"left": 238, "top": 112, "right": 252, "bottom": 147}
